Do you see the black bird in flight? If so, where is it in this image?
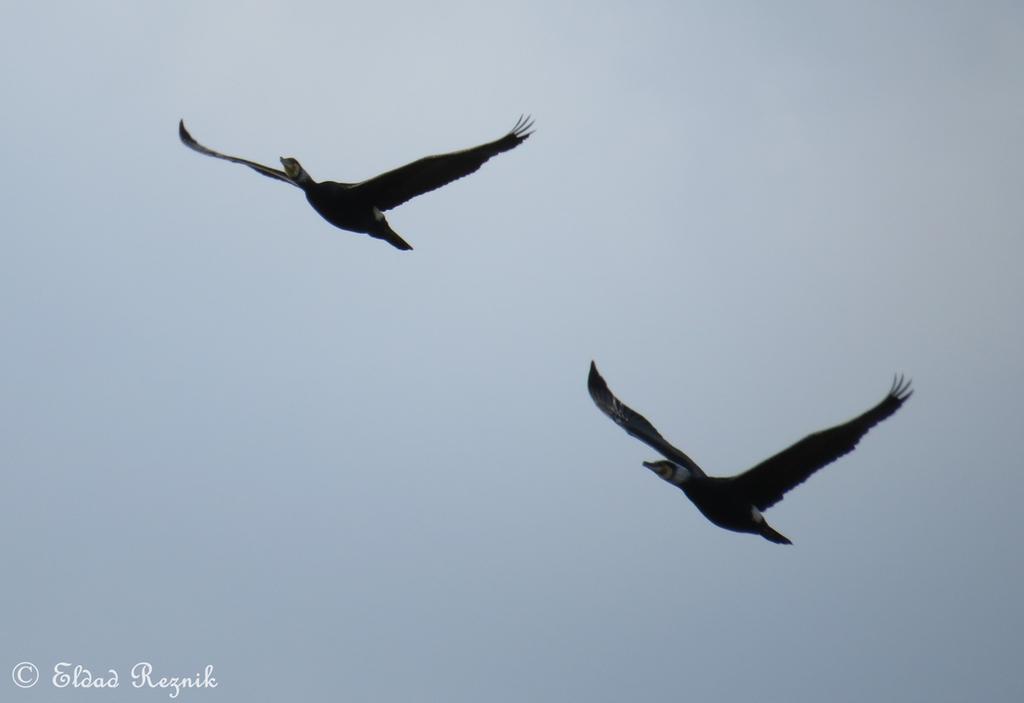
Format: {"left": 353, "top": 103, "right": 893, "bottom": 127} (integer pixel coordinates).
{"left": 587, "top": 362, "right": 912, "bottom": 544}
{"left": 178, "top": 117, "right": 534, "bottom": 250}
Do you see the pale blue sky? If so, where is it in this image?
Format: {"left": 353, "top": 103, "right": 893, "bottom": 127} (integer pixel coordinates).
{"left": 2, "top": 1, "right": 1022, "bottom": 701}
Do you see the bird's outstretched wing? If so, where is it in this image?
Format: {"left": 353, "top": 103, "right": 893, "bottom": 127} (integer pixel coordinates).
{"left": 351, "top": 116, "right": 534, "bottom": 211}
{"left": 179, "top": 120, "right": 298, "bottom": 186}
{"left": 734, "top": 376, "right": 913, "bottom": 510}
{"left": 588, "top": 362, "right": 706, "bottom": 477}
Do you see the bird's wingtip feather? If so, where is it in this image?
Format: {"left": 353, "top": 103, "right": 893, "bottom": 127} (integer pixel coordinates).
{"left": 889, "top": 374, "right": 913, "bottom": 401}
{"left": 587, "top": 361, "right": 607, "bottom": 398}
{"left": 509, "top": 114, "right": 535, "bottom": 139}
{"left": 178, "top": 119, "right": 194, "bottom": 144}
{"left": 884, "top": 374, "right": 917, "bottom": 401}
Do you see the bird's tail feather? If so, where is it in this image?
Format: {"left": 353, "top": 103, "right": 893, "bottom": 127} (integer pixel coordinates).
{"left": 380, "top": 222, "right": 413, "bottom": 251}
{"left": 760, "top": 523, "right": 792, "bottom": 545}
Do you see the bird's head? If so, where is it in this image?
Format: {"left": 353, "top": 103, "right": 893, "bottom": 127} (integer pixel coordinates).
{"left": 280, "top": 157, "right": 311, "bottom": 185}
{"left": 643, "top": 460, "right": 691, "bottom": 486}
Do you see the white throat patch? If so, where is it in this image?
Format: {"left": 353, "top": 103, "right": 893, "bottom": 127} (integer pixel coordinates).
{"left": 671, "top": 465, "right": 692, "bottom": 485}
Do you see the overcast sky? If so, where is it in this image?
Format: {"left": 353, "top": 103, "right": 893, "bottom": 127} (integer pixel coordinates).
{"left": 2, "top": 1, "right": 1022, "bottom": 701}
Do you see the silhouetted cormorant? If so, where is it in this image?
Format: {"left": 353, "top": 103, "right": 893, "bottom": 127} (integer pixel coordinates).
{"left": 178, "top": 117, "right": 534, "bottom": 250}
{"left": 587, "top": 362, "right": 912, "bottom": 544}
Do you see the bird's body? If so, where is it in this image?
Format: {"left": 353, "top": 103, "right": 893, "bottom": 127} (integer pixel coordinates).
{"left": 653, "top": 471, "right": 795, "bottom": 544}
{"left": 587, "top": 362, "right": 912, "bottom": 544}
{"left": 178, "top": 117, "right": 534, "bottom": 250}
{"left": 301, "top": 180, "right": 409, "bottom": 250}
